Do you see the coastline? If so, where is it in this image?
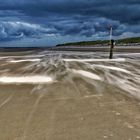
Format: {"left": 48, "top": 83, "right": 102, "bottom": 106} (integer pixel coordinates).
{"left": 51, "top": 45, "right": 140, "bottom": 53}
{"left": 0, "top": 45, "right": 140, "bottom": 53}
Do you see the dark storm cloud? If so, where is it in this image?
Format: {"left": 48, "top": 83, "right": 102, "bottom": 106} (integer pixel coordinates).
{"left": 0, "top": 0, "right": 140, "bottom": 43}
{"left": 50, "top": 17, "right": 121, "bottom": 37}
{"left": 0, "top": 21, "right": 56, "bottom": 41}
{"left": 0, "top": 0, "right": 140, "bottom": 24}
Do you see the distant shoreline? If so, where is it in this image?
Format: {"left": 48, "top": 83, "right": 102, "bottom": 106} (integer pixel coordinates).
{"left": 0, "top": 46, "right": 140, "bottom": 53}
{"left": 51, "top": 46, "right": 140, "bottom": 53}
{"left": 52, "top": 37, "right": 140, "bottom": 53}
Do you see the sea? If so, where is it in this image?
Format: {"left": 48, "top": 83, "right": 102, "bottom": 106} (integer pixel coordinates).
{"left": 0, "top": 48, "right": 140, "bottom": 140}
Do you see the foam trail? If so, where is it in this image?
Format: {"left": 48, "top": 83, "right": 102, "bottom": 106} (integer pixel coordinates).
{"left": 93, "top": 65, "right": 131, "bottom": 73}
{"left": 9, "top": 59, "right": 40, "bottom": 63}
{"left": 71, "top": 69, "right": 102, "bottom": 81}
{"left": 115, "top": 53, "right": 140, "bottom": 56}
{"left": 0, "top": 54, "right": 44, "bottom": 58}
{"left": 63, "top": 58, "right": 126, "bottom": 62}
{"left": 0, "top": 57, "right": 7, "bottom": 60}
{"left": 0, "top": 76, "right": 53, "bottom": 84}
{"left": 0, "top": 95, "right": 13, "bottom": 109}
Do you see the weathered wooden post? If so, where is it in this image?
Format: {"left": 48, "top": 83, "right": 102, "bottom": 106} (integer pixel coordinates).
{"left": 109, "top": 26, "right": 115, "bottom": 59}
{"left": 109, "top": 39, "right": 115, "bottom": 59}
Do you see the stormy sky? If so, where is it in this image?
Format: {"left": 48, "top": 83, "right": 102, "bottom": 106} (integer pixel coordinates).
{"left": 0, "top": 0, "right": 140, "bottom": 47}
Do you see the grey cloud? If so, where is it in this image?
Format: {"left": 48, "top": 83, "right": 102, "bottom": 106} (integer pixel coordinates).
{"left": 50, "top": 17, "right": 125, "bottom": 37}
{"left": 0, "top": 0, "right": 140, "bottom": 44}
{"left": 0, "top": 0, "right": 140, "bottom": 24}
{"left": 0, "top": 21, "right": 55, "bottom": 41}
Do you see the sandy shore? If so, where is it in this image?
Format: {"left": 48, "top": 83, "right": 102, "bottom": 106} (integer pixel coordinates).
{"left": 0, "top": 50, "right": 140, "bottom": 140}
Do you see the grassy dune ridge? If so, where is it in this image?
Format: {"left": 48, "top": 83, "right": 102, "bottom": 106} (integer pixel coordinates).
{"left": 56, "top": 37, "right": 140, "bottom": 46}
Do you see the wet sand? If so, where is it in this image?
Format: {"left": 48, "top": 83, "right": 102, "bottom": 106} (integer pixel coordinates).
{"left": 0, "top": 50, "right": 140, "bottom": 140}
{"left": 0, "top": 84, "right": 140, "bottom": 140}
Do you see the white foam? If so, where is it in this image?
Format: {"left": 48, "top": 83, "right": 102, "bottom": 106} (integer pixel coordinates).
{"left": 115, "top": 53, "right": 140, "bottom": 56}
{"left": 9, "top": 59, "right": 40, "bottom": 63}
{"left": 93, "top": 65, "right": 131, "bottom": 73}
{"left": 63, "top": 58, "right": 126, "bottom": 62}
{"left": 71, "top": 69, "right": 102, "bottom": 81}
{"left": 0, "top": 76, "right": 53, "bottom": 84}
{"left": 0, "top": 57, "right": 7, "bottom": 60}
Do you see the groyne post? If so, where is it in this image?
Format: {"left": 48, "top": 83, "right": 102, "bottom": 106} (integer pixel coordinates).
{"left": 109, "top": 39, "right": 115, "bottom": 59}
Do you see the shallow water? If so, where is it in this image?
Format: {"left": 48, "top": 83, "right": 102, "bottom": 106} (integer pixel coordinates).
{"left": 0, "top": 50, "right": 140, "bottom": 140}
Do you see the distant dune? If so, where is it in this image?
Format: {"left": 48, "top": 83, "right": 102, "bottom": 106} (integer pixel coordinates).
{"left": 56, "top": 37, "right": 140, "bottom": 47}
{"left": 52, "top": 37, "right": 140, "bottom": 52}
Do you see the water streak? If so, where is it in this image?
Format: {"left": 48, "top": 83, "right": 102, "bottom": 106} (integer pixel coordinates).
{"left": 0, "top": 76, "right": 53, "bottom": 84}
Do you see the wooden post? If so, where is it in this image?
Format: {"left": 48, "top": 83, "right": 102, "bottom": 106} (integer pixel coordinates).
{"left": 109, "top": 39, "right": 115, "bottom": 59}
{"left": 109, "top": 26, "right": 115, "bottom": 59}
